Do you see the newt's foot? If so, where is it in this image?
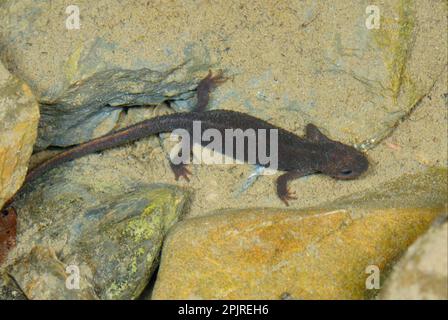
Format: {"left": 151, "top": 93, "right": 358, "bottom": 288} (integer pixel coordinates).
{"left": 200, "top": 70, "right": 228, "bottom": 89}
{"left": 278, "top": 188, "right": 297, "bottom": 206}
{"left": 170, "top": 163, "right": 191, "bottom": 182}
{"left": 207, "top": 70, "right": 228, "bottom": 87}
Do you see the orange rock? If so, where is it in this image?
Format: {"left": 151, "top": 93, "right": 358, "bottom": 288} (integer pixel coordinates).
{"left": 0, "top": 62, "right": 39, "bottom": 210}
{"left": 152, "top": 207, "right": 441, "bottom": 299}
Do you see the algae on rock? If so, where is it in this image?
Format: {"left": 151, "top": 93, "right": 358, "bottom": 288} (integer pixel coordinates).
{"left": 7, "top": 184, "right": 189, "bottom": 300}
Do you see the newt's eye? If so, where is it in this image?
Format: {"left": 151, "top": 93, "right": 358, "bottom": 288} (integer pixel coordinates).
{"left": 340, "top": 169, "right": 353, "bottom": 176}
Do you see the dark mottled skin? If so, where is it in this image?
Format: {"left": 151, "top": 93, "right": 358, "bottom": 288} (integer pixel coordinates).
{"left": 1, "top": 71, "right": 368, "bottom": 216}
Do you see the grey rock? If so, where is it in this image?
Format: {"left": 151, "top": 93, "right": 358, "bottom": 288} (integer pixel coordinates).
{"left": 9, "top": 246, "right": 98, "bottom": 300}
{"left": 0, "top": 273, "right": 27, "bottom": 300}
{"left": 380, "top": 217, "right": 448, "bottom": 300}
{"left": 7, "top": 176, "right": 189, "bottom": 299}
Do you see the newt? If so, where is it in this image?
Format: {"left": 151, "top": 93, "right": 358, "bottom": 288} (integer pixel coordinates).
{"left": 1, "top": 71, "right": 368, "bottom": 216}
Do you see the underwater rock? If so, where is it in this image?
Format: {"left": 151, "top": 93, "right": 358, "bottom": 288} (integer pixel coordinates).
{"left": 0, "top": 272, "right": 26, "bottom": 300}
{"left": 318, "top": 167, "right": 448, "bottom": 210}
{"left": 0, "top": 1, "right": 211, "bottom": 149}
{"left": 0, "top": 61, "right": 39, "bottom": 209}
{"left": 151, "top": 207, "right": 441, "bottom": 300}
{"left": 7, "top": 182, "right": 188, "bottom": 300}
{"left": 379, "top": 217, "right": 448, "bottom": 300}
{"left": 0, "top": 0, "right": 445, "bottom": 150}
{"left": 9, "top": 246, "right": 98, "bottom": 300}
{"left": 150, "top": 167, "right": 446, "bottom": 300}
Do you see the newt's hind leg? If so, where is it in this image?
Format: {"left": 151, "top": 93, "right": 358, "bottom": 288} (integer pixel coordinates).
{"left": 194, "top": 70, "right": 227, "bottom": 112}
{"left": 169, "top": 162, "right": 192, "bottom": 182}
{"left": 160, "top": 136, "right": 193, "bottom": 182}
{"left": 169, "top": 142, "right": 193, "bottom": 182}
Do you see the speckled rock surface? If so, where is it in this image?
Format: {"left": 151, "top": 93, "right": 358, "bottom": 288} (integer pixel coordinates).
{"left": 152, "top": 207, "right": 441, "bottom": 300}
{"left": 0, "top": 1, "right": 446, "bottom": 215}
{"left": 319, "top": 167, "right": 447, "bottom": 210}
{"left": 10, "top": 246, "right": 98, "bottom": 300}
{"left": 0, "top": 272, "right": 26, "bottom": 300}
{"left": 5, "top": 182, "right": 188, "bottom": 300}
{"left": 0, "top": 61, "right": 39, "bottom": 209}
{"left": 0, "top": 0, "right": 445, "bottom": 150}
{"left": 379, "top": 218, "right": 448, "bottom": 300}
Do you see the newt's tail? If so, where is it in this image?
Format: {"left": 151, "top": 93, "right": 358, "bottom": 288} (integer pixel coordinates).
{"left": 25, "top": 113, "right": 192, "bottom": 185}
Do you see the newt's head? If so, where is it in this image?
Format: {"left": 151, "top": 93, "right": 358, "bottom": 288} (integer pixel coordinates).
{"left": 306, "top": 124, "right": 369, "bottom": 180}
{"left": 320, "top": 143, "right": 369, "bottom": 180}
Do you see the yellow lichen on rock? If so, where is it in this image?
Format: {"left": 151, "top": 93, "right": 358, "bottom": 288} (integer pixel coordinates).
{"left": 152, "top": 207, "right": 441, "bottom": 300}
{"left": 0, "top": 62, "right": 39, "bottom": 209}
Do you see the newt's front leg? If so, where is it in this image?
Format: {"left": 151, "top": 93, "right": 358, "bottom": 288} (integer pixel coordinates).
{"left": 167, "top": 70, "right": 227, "bottom": 180}
{"left": 276, "top": 169, "right": 314, "bottom": 206}
{"left": 194, "top": 70, "right": 227, "bottom": 112}
{"left": 161, "top": 136, "right": 193, "bottom": 182}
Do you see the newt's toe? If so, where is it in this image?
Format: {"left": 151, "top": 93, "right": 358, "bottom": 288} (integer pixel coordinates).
{"left": 211, "top": 72, "right": 228, "bottom": 86}
{"left": 171, "top": 163, "right": 191, "bottom": 182}
{"left": 279, "top": 189, "right": 297, "bottom": 206}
